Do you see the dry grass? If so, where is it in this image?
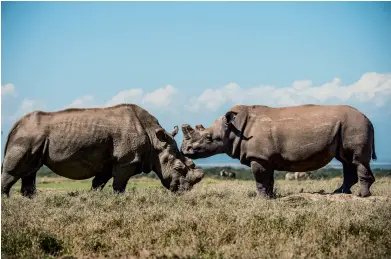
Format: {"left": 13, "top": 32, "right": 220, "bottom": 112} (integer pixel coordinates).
{"left": 2, "top": 177, "right": 391, "bottom": 259}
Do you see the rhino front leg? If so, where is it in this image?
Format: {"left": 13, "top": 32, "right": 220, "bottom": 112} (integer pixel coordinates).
{"left": 251, "top": 161, "right": 275, "bottom": 199}
{"left": 112, "top": 164, "right": 139, "bottom": 193}
{"left": 91, "top": 172, "right": 112, "bottom": 191}
{"left": 21, "top": 171, "right": 38, "bottom": 198}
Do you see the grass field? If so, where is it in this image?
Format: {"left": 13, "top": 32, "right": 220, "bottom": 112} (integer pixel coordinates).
{"left": 2, "top": 176, "right": 391, "bottom": 259}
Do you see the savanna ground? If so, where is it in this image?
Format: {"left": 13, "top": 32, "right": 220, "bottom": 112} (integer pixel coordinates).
{"left": 1, "top": 168, "right": 391, "bottom": 259}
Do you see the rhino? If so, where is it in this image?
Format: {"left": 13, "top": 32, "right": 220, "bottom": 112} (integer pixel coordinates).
{"left": 295, "top": 171, "right": 312, "bottom": 180}
{"left": 285, "top": 172, "right": 296, "bottom": 181}
{"left": 1, "top": 104, "right": 204, "bottom": 197}
{"left": 220, "top": 169, "right": 236, "bottom": 179}
{"left": 181, "top": 104, "right": 377, "bottom": 198}
{"left": 285, "top": 172, "right": 311, "bottom": 181}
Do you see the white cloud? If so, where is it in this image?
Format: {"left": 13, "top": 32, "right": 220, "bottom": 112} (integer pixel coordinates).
{"left": 105, "top": 89, "right": 144, "bottom": 107}
{"left": 9, "top": 98, "right": 45, "bottom": 121}
{"left": 185, "top": 72, "right": 391, "bottom": 112}
{"left": 1, "top": 83, "right": 17, "bottom": 98}
{"left": 185, "top": 83, "right": 239, "bottom": 112}
{"left": 65, "top": 95, "right": 95, "bottom": 109}
{"left": 106, "top": 85, "right": 177, "bottom": 108}
{"left": 143, "top": 85, "right": 177, "bottom": 107}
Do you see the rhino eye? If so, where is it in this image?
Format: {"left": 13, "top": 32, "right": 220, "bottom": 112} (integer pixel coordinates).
{"left": 205, "top": 134, "right": 212, "bottom": 142}
{"left": 174, "top": 160, "right": 185, "bottom": 171}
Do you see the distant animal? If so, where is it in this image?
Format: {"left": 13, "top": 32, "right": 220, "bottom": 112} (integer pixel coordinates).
{"left": 295, "top": 171, "right": 312, "bottom": 180}
{"left": 285, "top": 172, "right": 295, "bottom": 181}
{"left": 1, "top": 104, "right": 204, "bottom": 197}
{"left": 181, "top": 104, "right": 377, "bottom": 198}
{"left": 285, "top": 172, "right": 312, "bottom": 181}
{"left": 220, "top": 169, "right": 236, "bottom": 179}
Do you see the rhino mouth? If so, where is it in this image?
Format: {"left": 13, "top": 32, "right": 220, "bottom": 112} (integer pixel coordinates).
{"left": 173, "top": 167, "right": 205, "bottom": 194}
{"left": 180, "top": 146, "right": 202, "bottom": 159}
{"left": 181, "top": 151, "right": 212, "bottom": 159}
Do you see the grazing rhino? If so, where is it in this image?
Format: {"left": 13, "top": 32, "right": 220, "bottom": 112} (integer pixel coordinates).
{"left": 285, "top": 172, "right": 296, "bottom": 181}
{"left": 295, "top": 171, "right": 312, "bottom": 180}
{"left": 219, "top": 169, "right": 236, "bottom": 179}
{"left": 1, "top": 104, "right": 204, "bottom": 197}
{"left": 285, "top": 172, "right": 312, "bottom": 181}
{"left": 181, "top": 104, "right": 377, "bottom": 198}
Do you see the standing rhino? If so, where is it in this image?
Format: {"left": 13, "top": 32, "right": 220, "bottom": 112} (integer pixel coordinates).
{"left": 1, "top": 104, "right": 204, "bottom": 197}
{"left": 181, "top": 104, "right": 377, "bottom": 198}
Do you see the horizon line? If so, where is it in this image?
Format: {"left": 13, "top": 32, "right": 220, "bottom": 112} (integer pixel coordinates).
{"left": 197, "top": 162, "right": 391, "bottom": 167}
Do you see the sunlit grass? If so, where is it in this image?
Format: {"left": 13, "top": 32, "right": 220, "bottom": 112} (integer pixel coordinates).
{"left": 2, "top": 177, "right": 391, "bottom": 258}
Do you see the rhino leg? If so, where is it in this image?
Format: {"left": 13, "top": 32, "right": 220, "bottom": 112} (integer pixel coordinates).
{"left": 91, "top": 172, "right": 112, "bottom": 191}
{"left": 112, "top": 164, "right": 140, "bottom": 193}
{"left": 1, "top": 172, "right": 20, "bottom": 197}
{"left": 2, "top": 145, "right": 43, "bottom": 197}
{"left": 21, "top": 171, "right": 38, "bottom": 198}
{"left": 333, "top": 163, "right": 357, "bottom": 194}
{"left": 357, "top": 162, "right": 375, "bottom": 197}
{"left": 251, "top": 161, "right": 275, "bottom": 199}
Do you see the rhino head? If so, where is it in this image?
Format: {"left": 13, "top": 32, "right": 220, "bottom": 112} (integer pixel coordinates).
{"left": 152, "top": 126, "right": 205, "bottom": 193}
{"left": 181, "top": 109, "right": 249, "bottom": 159}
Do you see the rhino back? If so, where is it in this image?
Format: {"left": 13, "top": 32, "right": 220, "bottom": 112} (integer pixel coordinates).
{"left": 43, "top": 105, "right": 152, "bottom": 179}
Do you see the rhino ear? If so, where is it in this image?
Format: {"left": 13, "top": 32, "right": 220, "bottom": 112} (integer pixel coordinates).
{"left": 155, "top": 128, "right": 167, "bottom": 142}
{"left": 195, "top": 124, "right": 205, "bottom": 131}
{"left": 171, "top": 126, "right": 179, "bottom": 137}
{"left": 182, "top": 124, "right": 195, "bottom": 139}
{"left": 224, "top": 111, "right": 237, "bottom": 124}
{"left": 224, "top": 110, "right": 248, "bottom": 132}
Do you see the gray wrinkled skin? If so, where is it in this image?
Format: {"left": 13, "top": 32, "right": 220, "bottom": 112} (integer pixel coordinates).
{"left": 181, "top": 104, "right": 377, "bottom": 198}
{"left": 1, "top": 104, "right": 204, "bottom": 197}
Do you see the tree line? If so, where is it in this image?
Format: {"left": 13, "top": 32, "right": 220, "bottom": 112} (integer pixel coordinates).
{"left": 36, "top": 166, "right": 391, "bottom": 180}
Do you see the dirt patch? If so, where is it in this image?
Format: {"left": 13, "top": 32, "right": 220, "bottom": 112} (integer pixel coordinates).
{"left": 280, "top": 193, "right": 391, "bottom": 203}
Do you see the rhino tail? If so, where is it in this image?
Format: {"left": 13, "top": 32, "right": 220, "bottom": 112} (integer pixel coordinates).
{"left": 370, "top": 122, "right": 377, "bottom": 161}
{"left": 1, "top": 120, "right": 21, "bottom": 174}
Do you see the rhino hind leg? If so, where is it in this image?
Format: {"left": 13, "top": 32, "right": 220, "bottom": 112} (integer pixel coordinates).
{"left": 1, "top": 172, "right": 20, "bottom": 197}
{"left": 2, "top": 146, "right": 44, "bottom": 197}
{"left": 21, "top": 171, "right": 38, "bottom": 198}
{"left": 333, "top": 163, "right": 358, "bottom": 194}
{"left": 356, "top": 162, "right": 375, "bottom": 197}
{"left": 251, "top": 161, "right": 275, "bottom": 199}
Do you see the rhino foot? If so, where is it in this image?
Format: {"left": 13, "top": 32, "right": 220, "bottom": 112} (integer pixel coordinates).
{"left": 1, "top": 192, "right": 10, "bottom": 198}
{"left": 21, "top": 190, "right": 36, "bottom": 199}
{"left": 333, "top": 187, "right": 352, "bottom": 195}
{"left": 257, "top": 190, "right": 276, "bottom": 200}
{"left": 358, "top": 190, "right": 372, "bottom": 198}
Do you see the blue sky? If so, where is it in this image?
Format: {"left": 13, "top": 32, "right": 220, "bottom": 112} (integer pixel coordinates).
{"left": 1, "top": 1, "right": 391, "bottom": 165}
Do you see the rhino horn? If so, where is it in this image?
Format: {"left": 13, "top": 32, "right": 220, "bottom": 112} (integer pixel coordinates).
{"left": 182, "top": 124, "right": 195, "bottom": 139}
{"left": 195, "top": 124, "right": 205, "bottom": 131}
{"left": 171, "top": 126, "right": 179, "bottom": 137}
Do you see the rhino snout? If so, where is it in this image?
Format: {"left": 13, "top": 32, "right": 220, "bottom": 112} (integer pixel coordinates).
{"left": 185, "top": 145, "right": 194, "bottom": 153}
{"left": 187, "top": 168, "right": 205, "bottom": 185}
